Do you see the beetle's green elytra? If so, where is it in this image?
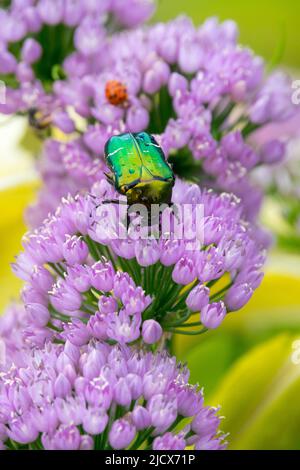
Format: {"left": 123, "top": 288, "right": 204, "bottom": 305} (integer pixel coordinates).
{"left": 104, "top": 132, "right": 175, "bottom": 207}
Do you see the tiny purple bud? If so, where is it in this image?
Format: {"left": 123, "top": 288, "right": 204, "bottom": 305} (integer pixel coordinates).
{"left": 168, "top": 72, "right": 188, "bottom": 97}
{"left": 22, "top": 284, "right": 47, "bottom": 306}
{"left": 64, "top": 340, "right": 81, "bottom": 363}
{"left": 114, "top": 378, "right": 132, "bottom": 407}
{"left": 21, "top": 38, "right": 42, "bottom": 64}
{"left": 82, "top": 407, "right": 108, "bottom": 435}
{"left": 132, "top": 406, "right": 151, "bottom": 431}
{"left": 79, "top": 435, "right": 94, "bottom": 450}
{"left": 153, "top": 432, "right": 186, "bottom": 450}
{"left": 126, "top": 374, "right": 143, "bottom": 400}
{"left": 135, "top": 239, "right": 161, "bottom": 267}
{"left": 201, "top": 302, "right": 226, "bottom": 329}
{"left": 160, "top": 239, "right": 185, "bottom": 266}
{"left": 23, "top": 7, "right": 42, "bottom": 32}
{"left": 172, "top": 256, "right": 197, "bottom": 285}
{"left": 66, "top": 265, "right": 91, "bottom": 292}
{"left": 90, "top": 260, "right": 115, "bottom": 292}
{"left": 82, "top": 348, "right": 106, "bottom": 380}
{"left": 16, "top": 62, "right": 34, "bottom": 82}
{"left": 108, "top": 417, "right": 136, "bottom": 450}
{"left": 225, "top": 283, "right": 253, "bottom": 311}
{"left": 64, "top": 0, "right": 84, "bottom": 27}
{"left": 25, "top": 303, "right": 50, "bottom": 327}
{"left": 113, "top": 271, "right": 135, "bottom": 298}
{"left": 159, "top": 37, "right": 178, "bottom": 63}
{"left": 186, "top": 284, "right": 210, "bottom": 312}
{"left": 50, "top": 280, "right": 82, "bottom": 313}
{"left": 63, "top": 236, "right": 88, "bottom": 265}
{"left": 261, "top": 140, "right": 285, "bottom": 164}
{"left": 142, "top": 320, "right": 163, "bottom": 345}
{"left": 178, "top": 37, "right": 203, "bottom": 73}
{"left": 38, "top": 0, "right": 64, "bottom": 25}
{"left": 192, "top": 406, "right": 221, "bottom": 437}
{"left": 7, "top": 416, "right": 39, "bottom": 445}
{"left": 126, "top": 106, "right": 149, "bottom": 133}
{"left": 54, "top": 373, "right": 72, "bottom": 398}
{"left": 143, "top": 69, "right": 161, "bottom": 94}
{"left": 63, "top": 319, "right": 91, "bottom": 346}
{"left": 52, "top": 424, "right": 81, "bottom": 450}
{"left": 147, "top": 394, "right": 177, "bottom": 430}
{"left": 31, "top": 266, "right": 53, "bottom": 293}
{"left": 98, "top": 295, "right": 118, "bottom": 314}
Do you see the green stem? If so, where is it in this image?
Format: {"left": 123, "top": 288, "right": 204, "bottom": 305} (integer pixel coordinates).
{"left": 84, "top": 236, "right": 100, "bottom": 261}
{"left": 167, "top": 321, "right": 202, "bottom": 328}
{"left": 165, "top": 327, "right": 208, "bottom": 335}
{"left": 129, "top": 427, "right": 155, "bottom": 450}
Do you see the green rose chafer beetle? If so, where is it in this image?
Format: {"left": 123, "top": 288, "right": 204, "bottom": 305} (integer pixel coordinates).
{"left": 104, "top": 132, "right": 175, "bottom": 209}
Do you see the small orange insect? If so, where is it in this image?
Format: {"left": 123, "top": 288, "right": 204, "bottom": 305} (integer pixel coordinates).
{"left": 105, "top": 80, "right": 128, "bottom": 106}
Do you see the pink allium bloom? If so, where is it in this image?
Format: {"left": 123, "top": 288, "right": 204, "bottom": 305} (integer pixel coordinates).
{"left": 0, "top": 341, "right": 226, "bottom": 450}
{"left": 10, "top": 179, "right": 266, "bottom": 347}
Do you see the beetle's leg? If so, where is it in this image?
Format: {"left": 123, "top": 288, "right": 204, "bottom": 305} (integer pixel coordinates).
{"left": 168, "top": 203, "right": 180, "bottom": 223}
{"left": 104, "top": 171, "right": 115, "bottom": 186}
{"left": 102, "top": 199, "right": 128, "bottom": 205}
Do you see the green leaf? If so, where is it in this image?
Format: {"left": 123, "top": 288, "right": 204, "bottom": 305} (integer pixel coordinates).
{"left": 211, "top": 334, "right": 300, "bottom": 449}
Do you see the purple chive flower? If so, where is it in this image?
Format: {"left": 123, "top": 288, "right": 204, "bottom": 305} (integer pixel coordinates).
{"left": 0, "top": 10, "right": 291, "bottom": 229}
{"left": 50, "top": 280, "right": 83, "bottom": 313}
{"left": 12, "top": 178, "right": 266, "bottom": 344}
{"left": 62, "top": 236, "right": 89, "bottom": 265}
{"left": 90, "top": 260, "right": 115, "bottom": 292}
{"left": 0, "top": 0, "right": 155, "bottom": 125}
{"left": 132, "top": 406, "right": 151, "bottom": 430}
{"left": 0, "top": 341, "right": 226, "bottom": 450}
{"left": 112, "top": 0, "right": 156, "bottom": 28}
{"left": 7, "top": 416, "right": 39, "bottom": 445}
{"left": 62, "top": 318, "right": 91, "bottom": 346}
{"left": 15, "top": 14, "right": 293, "bottom": 225}
{"left": 191, "top": 406, "right": 222, "bottom": 437}
{"left": 172, "top": 256, "right": 197, "bottom": 285}
{"left": 148, "top": 394, "right": 178, "bottom": 430}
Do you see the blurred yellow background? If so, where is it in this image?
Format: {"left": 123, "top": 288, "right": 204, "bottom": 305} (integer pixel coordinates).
{"left": 0, "top": 116, "right": 39, "bottom": 312}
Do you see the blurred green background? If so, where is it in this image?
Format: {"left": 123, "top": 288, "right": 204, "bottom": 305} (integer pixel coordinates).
{"left": 1, "top": 0, "right": 300, "bottom": 450}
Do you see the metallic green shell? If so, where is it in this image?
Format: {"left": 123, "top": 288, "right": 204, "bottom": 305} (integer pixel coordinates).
{"left": 104, "top": 132, "right": 174, "bottom": 192}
